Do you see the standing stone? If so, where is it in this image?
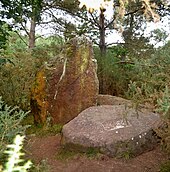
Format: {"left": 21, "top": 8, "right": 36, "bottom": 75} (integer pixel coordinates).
{"left": 30, "top": 37, "right": 99, "bottom": 125}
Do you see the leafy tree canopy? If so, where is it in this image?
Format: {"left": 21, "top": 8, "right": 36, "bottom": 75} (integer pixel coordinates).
{"left": 0, "top": 21, "right": 12, "bottom": 49}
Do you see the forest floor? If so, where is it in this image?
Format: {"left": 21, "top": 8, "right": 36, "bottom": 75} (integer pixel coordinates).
{"left": 25, "top": 134, "right": 169, "bottom": 172}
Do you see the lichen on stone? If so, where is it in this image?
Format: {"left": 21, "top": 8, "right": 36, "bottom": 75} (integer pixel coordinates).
{"left": 30, "top": 36, "right": 99, "bottom": 125}
{"left": 30, "top": 69, "right": 48, "bottom": 124}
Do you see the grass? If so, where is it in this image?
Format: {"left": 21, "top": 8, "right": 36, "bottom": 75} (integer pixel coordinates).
{"left": 22, "top": 114, "right": 63, "bottom": 137}
{"left": 85, "top": 147, "right": 100, "bottom": 158}
{"left": 55, "top": 146, "right": 101, "bottom": 161}
{"left": 55, "top": 148, "right": 78, "bottom": 161}
{"left": 29, "top": 159, "right": 50, "bottom": 172}
{"left": 117, "top": 150, "right": 134, "bottom": 160}
{"left": 160, "top": 160, "right": 170, "bottom": 172}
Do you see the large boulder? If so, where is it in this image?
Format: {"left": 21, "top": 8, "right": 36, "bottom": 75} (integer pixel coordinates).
{"left": 30, "top": 37, "right": 99, "bottom": 125}
{"left": 62, "top": 105, "right": 161, "bottom": 157}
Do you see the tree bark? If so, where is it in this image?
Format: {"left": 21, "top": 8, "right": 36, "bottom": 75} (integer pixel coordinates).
{"left": 99, "top": 8, "right": 107, "bottom": 93}
{"left": 99, "top": 8, "right": 106, "bottom": 56}
{"left": 29, "top": 17, "right": 36, "bottom": 49}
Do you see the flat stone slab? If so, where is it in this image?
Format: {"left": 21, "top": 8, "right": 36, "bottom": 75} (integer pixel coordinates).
{"left": 62, "top": 105, "right": 161, "bottom": 157}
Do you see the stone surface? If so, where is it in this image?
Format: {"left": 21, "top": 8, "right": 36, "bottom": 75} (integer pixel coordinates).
{"left": 97, "top": 94, "right": 131, "bottom": 106}
{"left": 97, "top": 94, "right": 154, "bottom": 113}
{"left": 62, "top": 105, "right": 161, "bottom": 157}
{"left": 30, "top": 37, "right": 99, "bottom": 125}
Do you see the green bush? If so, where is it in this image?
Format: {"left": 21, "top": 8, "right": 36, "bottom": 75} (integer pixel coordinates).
{"left": 155, "top": 86, "right": 170, "bottom": 154}
{"left": 0, "top": 97, "right": 30, "bottom": 157}
{"left": 94, "top": 46, "right": 132, "bottom": 95}
{"left": 157, "top": 86, "right": 170, "bottom": 119}
{"left": 0, "top": 52, "right": 38, "bottom": 110}
{"left": 0, "top": 32, "right": 63, "bottom": 110}
{"left": 94, "top": 41, "right": 170, "bottom": 106}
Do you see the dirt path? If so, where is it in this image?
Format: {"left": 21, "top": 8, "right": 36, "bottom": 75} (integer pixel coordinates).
{"left": 25, "top": 134, "right": 168, "bottom": 172}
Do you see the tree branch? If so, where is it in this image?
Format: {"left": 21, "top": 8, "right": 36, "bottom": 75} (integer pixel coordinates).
{"left": 125, "top": 7, "right": 144, "bottom": 16}
{"left": 106, "top": 42, "right": 125, "bottom": 46}
{"left": 14, "top": 31, "right": 28, "bottom": 46}
{"left": 104, "top": 17, "right": 116, "bottom": 29}
{"left": 89, "top": 12, "right": 101, "bottom": 28}
{"left": 20, "top": 22, "right": 30, "bottom": 37}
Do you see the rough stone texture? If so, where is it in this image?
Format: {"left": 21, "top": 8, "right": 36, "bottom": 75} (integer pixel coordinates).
{"left": 62, "top": 105, "right": 161, "bottom": 157}
{"left": 30, "top": 37, "right": 99, "bottom": 125}
{"left": 97, "top": 94, "right": 155, "bottom": 113}
{"left": 97, "top": 94, "right": 131, "bottom": 106}
{"left": 30, "top": 69, "right": 48, "bottom": 125}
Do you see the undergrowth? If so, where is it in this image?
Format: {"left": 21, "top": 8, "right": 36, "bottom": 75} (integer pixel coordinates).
{"left": 160, "top": 160, "right": 170, "bottom": 172}
{"left": 0, "top": 31, "right": 63, "bottom": 110}
{"left": 22, "top": 114, "right": 63, "bottom": 136}
{"left": 56, "top": 147, "right": 100, "bottom": 161}
{"left": 95, "top": 42, "right": 170, "bottom": 103}
{"left": 155, "top": 86, "right": 170, "bottom": 156}
{"left": 0, "top": 97, "right": 30, "bottom": 160}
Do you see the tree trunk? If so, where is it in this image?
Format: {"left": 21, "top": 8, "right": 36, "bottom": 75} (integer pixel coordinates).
{"left": 29, "top": 17, "right": 36, "bottom": 49}
{"left": 99, "top": 8, "right": 106, "bottom": 56}
{"left": 99, "top": 8, "right": 107, "bottom": 93}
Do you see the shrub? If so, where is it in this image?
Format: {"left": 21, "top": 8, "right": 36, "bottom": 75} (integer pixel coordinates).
{"left": 94, "top": 46, "right": 132, "bottom": 95}
{"left": 0, "top": 51, "right": 38, "bottom": 110}
{"left": 155, "top": 86, "right": 170, "bottom": 154}
{"left": 95, "top": 41, "right": 170, "bottom": 106}
{"left": 0, "top": 32, "right": 64, "bottom": 110}
{"left": 157, "top": 86, "right": 170, "bottom": 119}
{"left": 0, "top": 97, "right": 30, "bottom": 157}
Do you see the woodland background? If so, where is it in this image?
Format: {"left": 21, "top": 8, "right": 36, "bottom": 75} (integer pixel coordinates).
{"left": 0, "top": 0, "right": 170, "bottom": 171}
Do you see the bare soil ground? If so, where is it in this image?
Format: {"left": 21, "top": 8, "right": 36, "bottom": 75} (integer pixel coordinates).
{"left": 25, "top": 134, "right": 168, "bottom": 172}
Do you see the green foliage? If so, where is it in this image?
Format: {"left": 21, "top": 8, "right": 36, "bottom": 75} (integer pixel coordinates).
{"left": 56, "top": 149, "right": 77, "bottom": 161}
{"left": 21, "top": 113, "right": 63, "bottom": 136}
{"left": 0, "top": 0, "right": 43, "bottom": 27}
{"left": 0, "top": 31, "right": 63, "bottom": 110}
{"left": 85, "top": 147, "right": 99, "bottom": 158}
{"left": 26, "top": 122, "right": 63, "bottom": 136}
{"left": 117, "top": 41, "right": 170, "bottom": 157}
{"left": 4, "top": 31, "right": 28, "bottom": 53}
{"left": 157, "top": 86, "right": 170, "bottom": 119}
{"left": 1, "top": 135, "right": 32, "bottom": 172}
{"left": 50, "top": 124, "right": 63, "bottom": 134}
{"left": 95, "top": 39, "right": 170, "bottom": 108}
{"left": 0, "top": 22, "right": 11, "bottom": 49}
{"left": 0, "top": 52, "right": 37, "bottom": 109}
{"left": 56, "top": 147, "right": 99, "bottom": 161}
{"left": 33, "top": 35, "right": 64, "bottom": 58}
{"left": 151, "top": 28, "right": 168, "bottom": 44}
{"left": 160, "top": 161, "right": 170, "bottom": 172}
{"left": 154, "top": 86, "right": 170, "bottom": 155}
{"left": 29, "top": 159, "right": 50, "bottom": 172}
{"left": 0, "top": 58, "right": 14, "bottom": 66}
{"left": 129, "top": 43, "right": 168, "bottom": 99}
{"left": 0, "top": 97, "right": 30, "bottom": 157}
{"left": 118, "top": 150, "right": 133, "bottom": 160}
{"left": 95, "top": 40, "right": 170, "bottom": 160}
{"left": 95, "top": 46, "right": 135, "bottom": 95}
